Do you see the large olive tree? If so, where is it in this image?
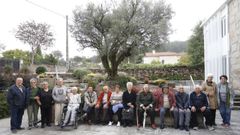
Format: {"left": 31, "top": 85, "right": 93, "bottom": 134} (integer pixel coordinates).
{"left": 71, "top": 0, "right": 173, "bottom": 79}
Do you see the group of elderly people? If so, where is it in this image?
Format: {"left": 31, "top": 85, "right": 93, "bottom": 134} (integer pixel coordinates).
{"left": 7, "top": 74, "right": 234, "bottom": 133}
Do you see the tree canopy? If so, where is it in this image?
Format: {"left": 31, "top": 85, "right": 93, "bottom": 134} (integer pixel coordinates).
{"left": 15, "top": 20, "right": 55, "bottom": 65}
{"left": 71, "top": 0, "right": 173, "bottom": 79}
{"left": 187, "top": 21, "right": 204, "bottom": 65}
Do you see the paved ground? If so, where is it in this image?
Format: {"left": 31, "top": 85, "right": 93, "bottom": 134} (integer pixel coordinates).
{"left": 0, "top": 110, "right": 239, "bottom": 135}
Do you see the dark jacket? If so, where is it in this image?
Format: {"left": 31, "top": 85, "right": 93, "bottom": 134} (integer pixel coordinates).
{"left": 137, "top": 91, "right": 154, "bottom": 107}
{"left": 7, "top": 84, "right": 27, "bottom": 108}
{"left": 190, "top": 91, "right": 208, "bottom": 110}
{"left": 175, "top": 92, "right": 189, "bottom": 109}
{"left": 122, "top": 90, "right": 136, "bottom": 109}
{"left": 37, "top": 89, "right": 53, "bottom": 107}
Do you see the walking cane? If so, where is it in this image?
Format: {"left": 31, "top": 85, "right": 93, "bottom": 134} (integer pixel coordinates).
{"left": 143, "top": 109, "right": 147, "bottom": 129}
{"left": 136, "top": 106, "right": 139, "bottom": 130}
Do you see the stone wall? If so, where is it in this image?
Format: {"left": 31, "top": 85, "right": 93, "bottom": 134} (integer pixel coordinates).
{"left": 228, "top": 0, "right": 240, "bottom": 90}
{"left": 90, "top": 65, "right": 204, "bottom": 81}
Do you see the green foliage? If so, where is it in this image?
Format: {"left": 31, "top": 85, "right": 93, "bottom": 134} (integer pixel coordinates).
{"left": 19, "top": 66, "right": 31, "bottom": 75}
{"left": 187, "top": 21, "right": 204, "bottom": 65}
{"left": 42, "top": 54, "right": 57, "bottom": 65}
{"left": 73, "top": 69, "right": 91, "bottom": 80}
{"left": 0, "top": 92, "right": 9, "bottom": 119}
{"left": 151, "top": 60, "right": 162, "bottom": 65}
{"left": 3, "top": 65, "right": 13, "bottom": 75}
{"left": 83, "top": 73, "right": 107, "bottom": 89}
{"left": 35, "top": 66, "right": 47, "bottom": 75}
{"left": 151, "top": 79, "right": 168, "bottom": 86}
{"left": 120, "top": 63, "right": 178, "bottom": 69}
{"left": 178, "top": 54, "right": 191, "bottom": 65}
{"left": 2, "top": 49, "right": 31, "bottom": 65}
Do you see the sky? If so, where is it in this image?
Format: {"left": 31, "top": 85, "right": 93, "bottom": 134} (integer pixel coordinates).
{"left": 0, "top": 0, "right": 226, "bottom": 59}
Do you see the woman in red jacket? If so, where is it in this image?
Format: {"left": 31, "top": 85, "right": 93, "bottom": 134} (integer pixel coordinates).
{"left": 95, "top": 85, "right": 112, "bottom": 125}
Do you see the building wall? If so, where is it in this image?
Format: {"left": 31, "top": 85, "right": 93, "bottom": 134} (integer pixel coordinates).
{"left": 143, "top": 56, "right": 180, "bottom": 64}
{"left": 203, "top": 3, "right": 229, "bottom": 84}
{"left": 228, "top": 0, "right": 240, "bottom": 90}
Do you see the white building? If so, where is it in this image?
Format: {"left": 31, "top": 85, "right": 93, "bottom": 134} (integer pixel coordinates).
{"left": 203, "top": 1, "right": 229, "bottom": 84}
{"left": 143, "top": 51, "right": 182, "bottom": 65}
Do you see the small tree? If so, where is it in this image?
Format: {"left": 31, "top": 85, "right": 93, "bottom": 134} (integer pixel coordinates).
{"left": 15, "top": 20, "right": 55, "bottom": 65}
{"left": 36, "top": 66, "right": 47, "bottom": 75}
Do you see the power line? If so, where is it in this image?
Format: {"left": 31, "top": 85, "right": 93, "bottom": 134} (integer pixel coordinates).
{"left": 25, "top": 0, "right": 65, "bottom": 18}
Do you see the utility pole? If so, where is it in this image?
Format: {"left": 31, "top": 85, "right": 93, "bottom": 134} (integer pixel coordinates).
{"left": 66, "top": 15, "right": 69, "bottom": 70}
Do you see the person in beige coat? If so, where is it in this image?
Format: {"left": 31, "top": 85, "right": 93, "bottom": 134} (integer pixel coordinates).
{"left": 202, "top": 73, "right": 218, "bottom": 126}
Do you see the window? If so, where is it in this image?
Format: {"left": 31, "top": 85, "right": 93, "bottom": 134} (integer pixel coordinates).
{"left": 222, "top": 55, "right": 227, "bottom": 75}
{"left": 221, "top": 16, "right": 226, "bottom": 38}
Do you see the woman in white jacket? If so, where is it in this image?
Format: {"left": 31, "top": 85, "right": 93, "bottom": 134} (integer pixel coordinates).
{"left": 61, "top": 87, "right": 81, "bottom": 128}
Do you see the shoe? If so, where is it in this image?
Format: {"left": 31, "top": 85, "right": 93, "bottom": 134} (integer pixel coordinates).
{"left": 28, "top": 125, "right": 32, "bottom": 130}
{"left": 137, "top": 124, "right": 141, "bottom": 128}
{"left": 47, "top": 123, "right": 51, "bottom": 127}
{"left": 68, "top": 121, "right": 74, "bottom": 126}
{"left": 221, "top": 123, "right": 225, "bottom": 127}
{"left": 88, "top": 120, "right": 92, "bottom": 125}
{"left": 17, "top": 127, "right": 25, "bottom": 130}
{"left": 193, "top": 126, "right": 198, "bottom": 130}
{"left": 33, "top": 124, "right": 39, "bottom": 128}
{"left": 208, "top": 126, "right": 215, "bottom": 131}
{"left": 224, "top": 124, "right": 230, "bottom": 128}
{"left": 160, "top": 124, "right": 164, "bottom": 129}
{"left": 151, "top": 124, "right": 156, "bottom": 129}
{"left": 117, "top": 121, "right": 121, "bottom": 127}
{"left": 123, "top": 123, "right": 127, "bottom": 128}
{"left": 108, "top": 121, "right": 113, "bottom": 126}
{"left": 185, "top": 126, "right": 189, "bottom": 131}
{"left": 11, "top": 129, "right": 17, "bottom": 134}
{"left": 61, "top": 124, "right": 65, "bottom": 129}
{"left": 179, "top": 126, "right": 184, "bottom": 130}
{"left": 41, "top": 125, "right": 45, "bottom": 128}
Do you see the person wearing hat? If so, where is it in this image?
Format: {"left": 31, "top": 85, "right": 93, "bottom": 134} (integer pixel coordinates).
{"left": 202, "top": 73, "right": 218, "bottom": 126}
{"left": 217, "top": 75, "right": 235, "bottom": 128}
{"left": 156, "top": 84, "right": 178, "bottom": 129}
{"left": 190, "top": 85, "right": 214, "bottom": 131}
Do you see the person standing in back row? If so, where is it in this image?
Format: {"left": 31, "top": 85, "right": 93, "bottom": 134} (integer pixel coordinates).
{"left": 202, "top": 73, "right": 218, "bottom": 126}
{"left": 7, "top": 77, "right": 27, "bottom": 133}
{"left": 52, "top": 78, "right": 68, "bottom": 126}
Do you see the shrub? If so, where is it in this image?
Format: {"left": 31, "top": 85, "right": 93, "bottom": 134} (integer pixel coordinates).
{"left": 35, "top": 66, "right": 47, "bottom": 75}
{"left": 0, "top": 92, "right": 9, "bottom": 119}
{"left": 73, "top": 69, "right": 90, "bottom": 80}
{"left": 19, "top": 66, "right": 31, "bottom": 74}
{"left": 3, "top": 65, "right": 13, "bottom": 75}
{"left": 151, "top": 79, "right": 168, "bottom": 86}
{"left": 107, "top": 74, "right": 137, "bottom": 89}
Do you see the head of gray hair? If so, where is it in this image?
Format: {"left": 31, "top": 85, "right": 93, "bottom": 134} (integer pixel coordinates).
{"left": 57, "top": 78, "right": 63, "bottom": 82}
{"left": 42, "top": 81, "right": 48, "bottom": 85}
{"left": 207, "top": 73, "right": 213, "bottom": 78}
{"left": 194, "top": 84, "right": 202, "bottom": 90}
{"left": 126, "top": 82, "right": 133, "bottom": 89}
{"left": 30, "top": 78, "right": 37, "bottom": 83}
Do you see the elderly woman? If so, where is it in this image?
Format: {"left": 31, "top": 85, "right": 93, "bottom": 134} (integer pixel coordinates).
{"left": 175, "top": 85, "right": 190, "bottom": 131}
{"left": 137, "top": 84, "right": 156, "bottom": 129}
{"left": 190, "top": 85, "right": 214, "bottom": 131}
{"left": 61, "top": 87, "right": 81, "bottom": 128}
{"left": 122, "top": 82, "right": 136, "bottom": 127}
{"left": 202, "top": 73, "right": 218, "bottom": 126}
{"left": 95, "top": 85, "right": 112, "bottom": 125}
{"left": 157, "top": 84, "right": 178, "bottom": 129}
{"left": 27, "top": 78, "right": 41, "bottom": 129}
{"left": 36, "top": 82, "right": 53, "bottom": 128}
{"left": 83, "top": 85, "right": 97, "bottom": 125}
{"left": 108, "top": 84, "right": 123, "bottom": 126}
{"left": 217, "top": 75, "right": 235, "bottom": 128}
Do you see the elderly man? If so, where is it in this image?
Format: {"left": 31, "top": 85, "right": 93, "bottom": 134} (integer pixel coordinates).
{"left": 190, "top": 85, "right": 214, "bottom": 131}
{"left": 52, "top": 78, "right": 68, "bottom": 126}
{"left": 7, "top": 77, "right": 27, "bottom": 133}
{"left": 95, "top": 85, "right": 112, "bottom": 125}
{"left": 175, "top": 85, "right": 190, "bottom": 131}
{"left": 202, "top": 73, "right": 218, "bottom": 126}
{"left": 26, "top": 78, "right": 41, "bottom": 129}
{"left": 217, "top": 75, "right": 235, "bottom": 128}
{"left": 137, "top": 84, "right": 156, "bottom": 129}
{"left": 84, "top": 85, "right": 97, "bottom": 125}
{"left": 122, "top": 82, "right": 136, "bottom": 127}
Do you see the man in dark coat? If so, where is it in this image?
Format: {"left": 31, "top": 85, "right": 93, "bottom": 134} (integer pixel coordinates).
{"left": 7, "top": 77, "right": 27, "bottom": 133}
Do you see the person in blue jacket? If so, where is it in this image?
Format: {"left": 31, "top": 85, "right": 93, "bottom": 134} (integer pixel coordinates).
{"left": 7, "top": 77, "right": 27, "bottom": 133}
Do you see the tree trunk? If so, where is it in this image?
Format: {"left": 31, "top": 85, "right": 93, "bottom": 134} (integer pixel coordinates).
{"left": 101, "top": 54, "right": 119, "bottom": 80}
{"left": 31, "top": 50, "right": 35, "bottom": 65}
